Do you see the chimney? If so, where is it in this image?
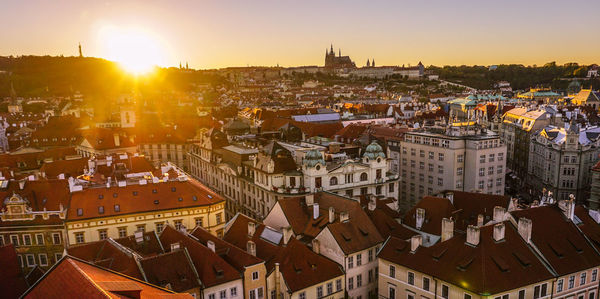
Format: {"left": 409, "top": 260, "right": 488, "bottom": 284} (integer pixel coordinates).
{"left": 493, "top": 222, "right": 506, "bottom": 242}
{"left": 564, "top": 196, "right": 575, "bottom": 221}
{"left": 246, "top": 240, "right": 256, "bottom": 256}
{"left": 313, "top": 203, "right": 320, "bottom": 219}
{"left": 207, "top": 240, "right": 215, "bottom": 252}
{"left": 446, "top": 192, "right": 454, "bottom": 204}
{"left": 339, "top": 211, "right": 349, "bottom": 223}
{"left": 248, "top": 222, "right": 256, "bottom": 237}
{"left": 306, "top": 194, "right": 314, "bottom": 206}
{"left": 441, "top": 218, "right": 454, "bottom": 242}
{"left": 466, "top": 225, "right": 480, "bottom": 246}
{"left": 493, "top": 206, "right": 506, "bottom": 222}
{"left": 283, "top": 226, "right": 293, "bottom": 245}
{"left": 477, "top": 214, "right": 484, "bottom": 227}
{"left": 113, "top": 133, "right": 120, "bottom": 147}
{"left": 368, "top": 195, "right": 376, "bottom": 211}
{"left": 518, "top": 218, "right": 532, "bottom": 244}
{"left": 415, "top": 208, "right": 425, "bottom": 230}
{"left": 410, "top": 235, "right": 422, "bottom": 252}
{"left": 18, "top": 180, "right": 25, "bottom": 190}
{"left": 170, "top": 242, "right": 180, "bottom": 251}
{"left": 329, "top": 207, "right": 335, "bottom": 223}
{"left": 312, "top": 238, "right": 320, "bottom": 254}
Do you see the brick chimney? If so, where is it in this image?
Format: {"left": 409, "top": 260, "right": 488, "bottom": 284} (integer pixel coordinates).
{"left": 441, "top": 218, "right": 454, "bottom": 242}
{"left": 246, "top": 240, "right": 256, "bottom": 256}
{"left": 410, "top": 235, "right": 422, "bottom": 253}
{"left": 415, "top": 208, "right": 425, "bottom": 230}
{"left": 477, "top": 214, "right": 484, "bottom": 227}
{"left": 312, "top": 238, "right": 320, "bottom": 254}
{"left": 493, "top": 206, "right": 506, "bottom": 222}
{"left": 466, "top": 225, "right": 480, "bottom": 246}
{"left": 518, "top": 218, "right": 532, "bottom": 244}
{"left": 493, "top": 222, "right": 505, "bottom": 242}
{"left": 248, "top": 222, "right": 256, "bottom": 237}
{"left": 329, "top": 207, "right": 335, "bottom": 223}
{"left": 283, "top": 226, "right": 293, "bottom": 245}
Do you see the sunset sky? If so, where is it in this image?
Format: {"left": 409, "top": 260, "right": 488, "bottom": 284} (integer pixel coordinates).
{"left": 2, "top": 0, "right": 599, "bottom": 69}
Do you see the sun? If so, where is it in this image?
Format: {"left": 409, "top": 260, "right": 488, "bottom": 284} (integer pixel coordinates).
{"left": 98, "top": 25, "right": 167, "bottom": 75}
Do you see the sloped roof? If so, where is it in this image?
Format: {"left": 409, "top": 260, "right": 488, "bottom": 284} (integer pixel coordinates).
{"left": 403, "top": 196, "right": 458, "bottom": 235}
{"left": 0, "top": 244, "right": 28, "bottom": 299}
{"left": 139, "top": 249, "right": 201, "bottom": 293}
{"left": 67, "top": 239, "right": 144, "bottom": 280}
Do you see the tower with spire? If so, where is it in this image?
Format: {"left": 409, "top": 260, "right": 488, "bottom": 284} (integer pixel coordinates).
{"left": 324, "top": 44, "right": 356, "bottom": 69}
{"left": 78, "top": 43, "right": 83, "bottom": 58}
{"left": 366, "top": 59, "right": 370, "bottom": 67}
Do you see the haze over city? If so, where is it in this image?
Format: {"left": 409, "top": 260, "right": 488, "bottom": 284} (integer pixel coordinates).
{"left": 2, "top": 0, "right": 600, "bottom": 69}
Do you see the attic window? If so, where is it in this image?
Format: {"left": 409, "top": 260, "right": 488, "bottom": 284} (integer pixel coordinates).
{"left": 491, "top": 255, "right": 510, "bottom": 272}
{"left": 341, "top": 232, "right": 351, "bottom": 242}
{"left": 548, "top": 242, "right": 564, "bottom": 258}
{"left": 457, "top": 256, "right": 474, "bottom": 271}
{"left": 395, "top": 243, "right": 407, "bottom": 252}
{"left": 171, "top": 187, "right": 176, "bottom": 192}
{"left": 152, "top": 189, "right": 157, "bottom": 194}
{"left": 98, "top": 194, "right": 104, "bottom": 199}
{"left": 293, "top": 263, "right": 302, "bottom": 274}
{"left": 512, "top": 252, "right": 531, "bottom": 267}
{"left": 154, "top": 200, "right": 159, "bottom": 205}
{"left": 358, "top": 227, "right": 369, "bottom": 236}
{"left": 113, "top": 193, "right": 118, "bottom": 198}
{"left": 77, "top": 208, "right": 83, "bottom": 216}
{"left": 207, "top": 194, "right": 213, "bottom": 199}
{"left": 98, "top": 206, "right": 105, "bottom": 214}
{"left": 114, "top": 204, "right": 120, "bottom": 212}
{"left": 567, "top": 238, "right": 583, "bottom": 253}
{"left": 133, "top": 191, "right": 138, "bottom": 196}
{"left": 192, "top": 196, "right": 197, "bottom": 201}
{"left": 213, "top": 265, "right": 224, "bottom": 277}
{"left": 432, "top": 247, "right": 448, "bottom": 260}
{"left": 178, "top": 197, "right": 183, "bottom": 202}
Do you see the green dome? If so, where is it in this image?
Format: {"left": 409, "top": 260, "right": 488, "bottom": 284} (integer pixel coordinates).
{"left": 303, "top": 149, "right": 325, "bottom": 167}
{"left": 363, "top": 141, "right": 385, "bottom": 160}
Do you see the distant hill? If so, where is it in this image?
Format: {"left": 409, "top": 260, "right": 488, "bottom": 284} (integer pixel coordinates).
{"left": 0, "top": 56, "right": 226, "bottom": 97}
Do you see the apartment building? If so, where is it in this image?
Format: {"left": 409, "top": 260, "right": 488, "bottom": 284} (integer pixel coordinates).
{"left": 399, "top": 123, "right": 506, "bottom": 210}
{"left": 529, "top": 122, "right": 600, "bottom": 201}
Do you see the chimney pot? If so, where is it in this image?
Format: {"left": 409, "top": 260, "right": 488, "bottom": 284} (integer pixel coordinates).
{"left": 477, "top": 214, "right": 484, "bottom": 227}
{"left": 441, "top": 218, "right": 454, "bottom": 242}
{"left": 328, "top": 207, "right": 335, "bottom": 223}
{"left": 246, "top": 240, "right": 256, "bottom": 256}
{"left": 493, "top": 206, "right": 506, "bottom": 222}
{"left": 493, "top": 222, "right": 506, "bottom": 242}
{"left": 248, "top": 222, "right": 256, "bottom": 237}
{"left": 306, "top": 194, "right": 314, "bottom": 206}
{"left": 313, "top": 203, "right": 320, "bottom": 219}
{"left": 415, "top": 208, "right": 425, "bottom": 230}
{"left": 466, "top": 225, "right": 480, "bottom": 246}
{"left": 312, "top": 238, "right": 320, "bottom": 254}
{"left": 518, "top": 218, "right": 532, "bottom": 244}
{"left": 410, "top": 235, "right": 422, "bottom": 252}
{"left": 368, "top": 196, "right": 376, "bottom": 211}
{"left": 207, "top": 240, "right": 215, "bottom": 252}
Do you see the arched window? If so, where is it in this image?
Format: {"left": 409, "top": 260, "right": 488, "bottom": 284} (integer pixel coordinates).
{"left": 360, "top": 172, "right": 368, "bottom": 181}
{"left": 330, "top": 177, "right": 338, "bottom": 186}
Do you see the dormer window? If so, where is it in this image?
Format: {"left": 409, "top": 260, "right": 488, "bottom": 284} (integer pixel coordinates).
{"left": 152, "top": 189, "right": 157, "bottom": 193}
{"left": 171, "top": 187, "right": 176, "bottom": 192}
{"left": 77, "top": 208, "right": 83, "bottom": 216}
{"left": 114, "top": 204, "right": 120, "bottom": 212}
{"left": 98, "top": 194, "right": 104, "bottom": 199}
{"left": 98, "top": 206, "right": 105, "bottom": 214}
{"left": 113, "top": 193, "right": 118, "bottom": 198}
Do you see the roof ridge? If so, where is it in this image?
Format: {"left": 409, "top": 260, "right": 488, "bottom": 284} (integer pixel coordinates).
{"left": 67, "top": 258, "right": 113, "bottom": 298}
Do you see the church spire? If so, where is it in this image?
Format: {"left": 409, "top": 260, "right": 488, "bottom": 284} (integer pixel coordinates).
{"left": 330, "top": 44, "right": 334, "bottom": 55}
{"left": 338, "top": 48, "right": 341, "bottom": 57}
{"left": 372, "top": 59, "right": 375, "bottom": 67}
{"left": 78, "top": 42, "right": 83, "bottom": 58}
{"left": 366, "top": 59, "right": 370, "bottom": 67}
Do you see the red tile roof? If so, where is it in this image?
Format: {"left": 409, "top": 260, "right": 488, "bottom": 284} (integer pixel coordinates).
{"left": 139, "top": 249, "right": 201, "bottom": 293}
{"left": 0, "top": 244, "right": 28, "bottom": 299}
{"left": 40, "top": 157, "right": 89, "bottom": 178}
{"left": 23, "top": 256, "right": 192, "bottom": 298}
{"left": 575, "top": 206, "right": 600, "bottom": 251}
{"left": 68, "top": 179, "right": 223, "bottom": 221}
{"left": 403, "top": 196, "right": 458, "bottom": 235}
{"left": 379, "top": 222, "right": 555, "bottom": 295}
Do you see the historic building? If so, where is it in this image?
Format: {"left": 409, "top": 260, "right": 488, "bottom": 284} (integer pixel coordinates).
{"left": 528, "top": 121, "right": 600, "bottom": 202}
{"left": 324, "top": 45, "right": 356, "bottom": 69}
{"left": 0, "top": 179, "right": 69, "bottom": 274}
{"left": 399, "top": 122, "right": 506, "bottom": 211}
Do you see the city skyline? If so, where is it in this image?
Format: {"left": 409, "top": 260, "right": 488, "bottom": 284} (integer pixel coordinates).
{"left": 2, "top": 0, "right": 600, "bottom": 69}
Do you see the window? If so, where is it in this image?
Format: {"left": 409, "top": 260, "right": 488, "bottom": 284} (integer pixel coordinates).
{"left": 336, "top": 279, "right": 342, "bottom": 292}
{"left": 458, "top": 154, "right": 464, "bottom": 162}
{"left": 77, "top": 208, "right": 83, "bottom": 216}
{"left": 230, "top": 287, "right": 237, "bottom": 297}
{"left": 18, "top": 255, "right": 24, "bottom": 268}
{"left": 209, "top": 294, "right": 215, "bottom": 299}
{"left": 98, "top": 230, "right": 108, "bottom": 240}
{"left": 299, "top": 292, "right": 306, "bottom": 299}
{"left": 389, "top": 265, "right": 395, "bottom": 278}
{"left": 36, "top": 234, "right": 44, "bottom": 245}
{"left": 498, "top": 165, "right": 503, "bottom": 174}
{"left": 156, "top": 222, "right": 165, "bottom": 233}
{"left": 442, "top": 285, "right": 449, "bottom": 299}
{"left": 114, "top": 204, "right": 120, "bottom": 212}
{"left": 348, "top": 277, "right": 354, "bottom": 290}
{"left": 357, "top": 274, "right": 362, "bottom": 287}
{"left": 438, "top": 165, "right": 444, "bottom": 174}
{"left": 118, "top": 227, "right": 127, "bottom": 238}
{"left": 330, "top": 177, "right": 338, "bottom": 186}
{"left": 348, "top": 256, "right": 353, "bottom": 269}
{"left": 438, "top": 153, "right": 444, "bottom": 161}
{"left": 464, "top": 295, "right": 471, "bottom": 299}
{"left": 407, "top": 272, "right": 414, "bottom": 285}
{"left": 388, "top": 286, "right": 395, "bottom": 299}
{"left": 479, "top": 168, "right": 485, "bottom": 176}
{"left": 23, "top": 234, "right": 32, "bottom": 246}
{"left": 98, "top": 206, "right": 105, "bottom": 214}
{"left": 581, "top": 272, "right": 587, "bottom": 285}
{"left": 174, "top": 220, "right": 183, "bottom": 230}
{"left": 55, "top": 253, "right": 62, "bottom": 263}
{"left": 368, "top": 269, "right": 373, "bottom": 283}
{"left": 518, "top": 290, "right": 525, "bottom": 299}
{"left": 136, "top": 224, "right": 145, "bottom": 233}
{"left": 195, "top": 217, "right": 204, "bottom": 228}
{"left": 389, "top": 183, "right": 394, "bottom": 193}
{"left": 0, "top": 236, "right": 3, "bottom": 246}
{"left": 356, "top": 253, "right": 362, "bottom": 266}
{"left": 317, "top": 286, "right": 323, "bottom": 298}
{"left": 593, "top": 269, "right": 598, "bottom": 282}
{"left": 457, "top": 167, "right": 463, "bottom": 175}
{"left": 39, "top": 254, "right": 48, "bottom": 266}
{"left": 252, "top": 271, "right": 259, "bottom": 280}
{"left": 541, "top": 284, "right": 547, "bottom": 296}
{"left": 26, "top": 254, "right": 35, "bottom": 267}
{"left": 220, "top": 290, "right": 226, "bottom": 299}
{"left": 480, "top": 155, "right": 486, "bottom": 163}
{"left": 52, "top": 233, "right": 61, "bottom": 245}
{"left": 216, "top": 213, "right": 222, "bottom": 224}
{"left": 75, "top": 232, "right": 85, "bottom": 244}
{"left": 438, "top": 178, "right": 443, "bottom": 186}
{"left": 569, "top": 275, "right": 575, "bottom": 289}
{"left": 360, "top": 172, "right": 368, "bottom": 181}
{"left": 369, "top": 249, "right": 374, "bottom": 262}
{"left": 557, "top": 279, "right": 563, "bottom": 292}
{"left": 423, "top": 277, "right": 430, "bottom": 291}
{"left": 327, "top": 282, "right": 333, "bottom": 295}
{"left": 489, "top": 154, "right": 495, "bottom": 162}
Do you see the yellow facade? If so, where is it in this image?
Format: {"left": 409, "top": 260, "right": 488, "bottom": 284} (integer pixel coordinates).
{"left": 66, "top": 201, "right": 225, "bottom": 245}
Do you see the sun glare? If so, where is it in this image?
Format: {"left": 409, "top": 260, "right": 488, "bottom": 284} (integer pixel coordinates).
{"left": 98, "top": 25, "right": 166, "bottom": 75}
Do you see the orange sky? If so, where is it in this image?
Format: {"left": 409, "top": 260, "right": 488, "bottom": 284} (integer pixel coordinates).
{"left": 1, "top": 0, "right": 599, "bottom": 69}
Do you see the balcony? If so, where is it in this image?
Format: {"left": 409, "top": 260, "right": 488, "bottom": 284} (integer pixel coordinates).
{"left": 272, "top": 186, "right": 309, "bottom": 195}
